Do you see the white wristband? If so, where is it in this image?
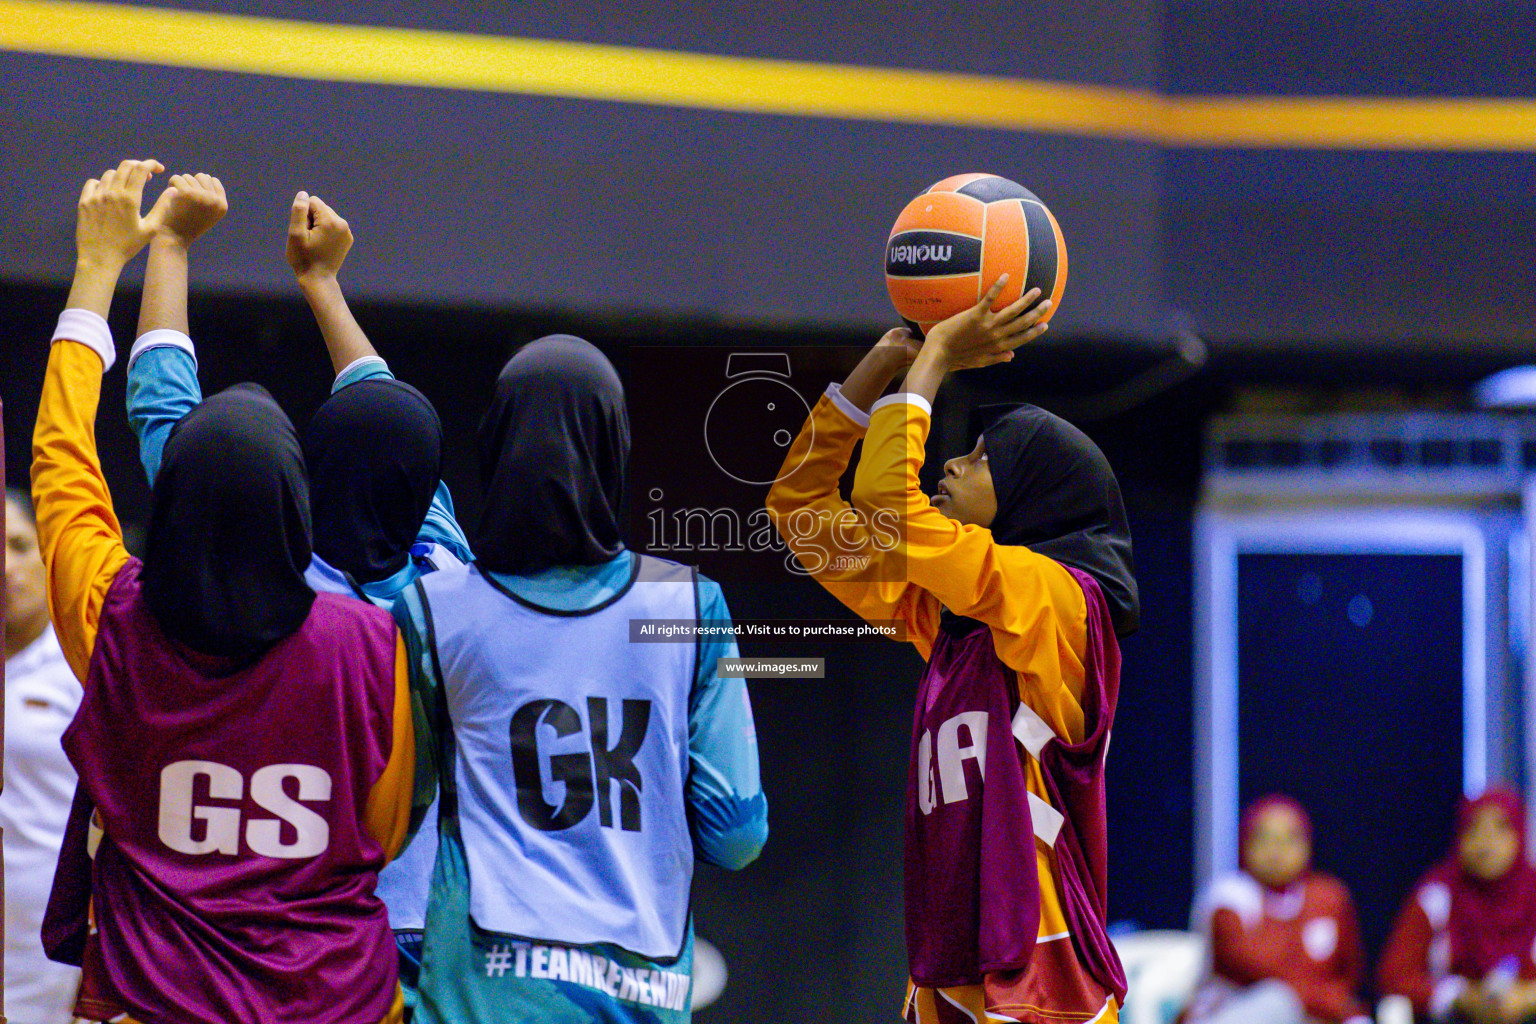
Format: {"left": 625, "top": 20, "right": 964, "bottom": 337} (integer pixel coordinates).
{"left": 51, "top": 309, "right": 115, "bottom": 372}
{"left": 335, "top": 355, "right": 389, "bottom": 384}
{"left": 129, "top": 329, "right": 197, "bottom": 370}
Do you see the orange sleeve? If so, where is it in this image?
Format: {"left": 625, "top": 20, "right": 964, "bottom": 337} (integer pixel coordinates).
{"left": 848, "top": 400, "right": 1088, "bottom": 687}
{"left": 364, "top": 632, "right": 416, "bottom": 861}
{"left": 1377, "top": 894, "right": 1436, "bottom": 1015}
{"left": 31, "top": 339, "right": 132, "bottom": 682}
{"left": 765, "top": 392, "right": 942, "bottom": 658}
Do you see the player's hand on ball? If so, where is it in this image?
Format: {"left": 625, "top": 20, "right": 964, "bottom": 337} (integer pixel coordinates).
{"left": 149, "top": 173, "right": 228, "bottom": 248}
{"left": 76, "top": 159, "right": 164, "bottom": 270}
{"left": 286, "top": 192, "right": 353, "bottom": 282}
{"left": 925, "top": 276, "right": 1051, "bottom": 370}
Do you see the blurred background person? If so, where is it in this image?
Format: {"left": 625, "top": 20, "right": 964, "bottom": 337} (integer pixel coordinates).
{"left": 1183, "top": 795, "right": 1368, "bottom": 1024}
{"left": 1379, "top": 788, "right": 1536, "bottom": 1024}
{"left": 4, "top": 485, "right": 82, "bottom": 1021}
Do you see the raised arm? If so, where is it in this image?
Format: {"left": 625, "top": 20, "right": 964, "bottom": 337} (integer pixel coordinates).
{"left": 137, "top": 173, "right": 226, "bottom": 341}
{"left": 764, "top": 336, "right": 943, "bottom": 656}
{"left": 34, "top": 160, "right": 162, "bottom": 680}
{"left": 898, "top": 275, "right": 1049, "bottom": 406}
{"left": 287, "top": 191, "right": 379, "bottom": 377}
{"left": 843, "top": 282, "right": 1085, "bottom": 673}
{"left": 286, "top": 193, "right": 474, "bottom": 564}
{"left": 126, "top": 173, "right": 226, "bottom": 484}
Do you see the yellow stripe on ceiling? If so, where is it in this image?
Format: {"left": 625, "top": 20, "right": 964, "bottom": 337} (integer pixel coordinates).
{"left": 3, "top": 0, "right": 1536, "bottom": 151}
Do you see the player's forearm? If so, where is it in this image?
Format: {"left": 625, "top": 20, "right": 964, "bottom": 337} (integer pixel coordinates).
{"left": 1209, "top": 911, "right": 1285, "bottom": 985}
{"left": 765, "top": 395, "right": 859, "bottom": 519}
{"left": 299, "top": 274, "right": 379, "bottom": 375}
{"left": 764, "top": 394, "right": 889, "bottom": 577}
{"left": 138, "top": 237, "right": 190, "bottom": 338}
{"left": 900, "top": 343, "right": 949, "bottom": 405}
{"left": 64, "top": 258, "right": 123, "bottom": 320}
{"left": 686, "top": 634, "right": 769, "bottom": 869}
{"left": 840, "top": 345, "right": 912, "bottom": 412}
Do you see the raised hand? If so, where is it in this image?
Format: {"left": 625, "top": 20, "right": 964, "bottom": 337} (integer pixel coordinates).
{"left": 286, "top": 191, "right": 353, "bottom": 282}
{"left": 76, "top": 158, "right": 164, "bottom": 271}
{"left": 922, "top": 276, "right": 1051, "bottom": 371}
{"left": 149, "top": 173, "right": 228, "bottom": 249}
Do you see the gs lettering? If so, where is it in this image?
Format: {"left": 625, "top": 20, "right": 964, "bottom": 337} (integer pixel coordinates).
{"left": 157, "top": 760, "right": 331, "bottom": 859}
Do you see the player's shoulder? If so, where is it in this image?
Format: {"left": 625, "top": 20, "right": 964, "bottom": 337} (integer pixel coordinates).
{"left": 985, "top": 547, "right": 1088, "bottom": 647}
{"left": 1304, "top": 872, "right": 1357, "bottom": 908}
{"left": 413, "top": 540, "right": 467, "bottom": 575}
{"left": 638, "top": 556, "right": 735, "bottom": 615}
{"left": 416, "top": 558, "right": 479, "bottom": 596}
{"left": 634, "top": 552, "right": 697, "bottom": 584}
{"left": 311, "top": 590, "right": 395, "bottom": 632}
{"left": 1197, "top": 871, "right": 1264, "bottom": 928}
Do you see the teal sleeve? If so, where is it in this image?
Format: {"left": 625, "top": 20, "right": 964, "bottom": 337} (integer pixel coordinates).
{"left": 687, "top": 576, "right": 768, "bottom": 870}
{"left": 334, "top": 358, "right": 475, "bottom": 564}
{"left": 331, "top": 355, "right": 394, "bottom": 392}
{"left": 391, "top": 585, "right": 443, "bottom": 837}
{"left": 125, "top": 346, "right": 202, "bottom": 486}
{"left": 418, "top": 482, "right": 475, "bottom": 566}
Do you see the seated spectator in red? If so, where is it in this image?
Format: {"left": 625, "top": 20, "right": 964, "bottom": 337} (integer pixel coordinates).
{"left": 1184, "top": 795, "right": 1369, "bottom": 1024}
{"left": 1379, "top": 788, "right": 1536, "bottom": 1024}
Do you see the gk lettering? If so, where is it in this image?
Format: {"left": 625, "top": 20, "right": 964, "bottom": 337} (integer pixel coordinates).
{"left": 510, "top": 697, "right": 651, "bottom": 832}
{"left": 157, "top": 760, "right": 331, "bottom": 858}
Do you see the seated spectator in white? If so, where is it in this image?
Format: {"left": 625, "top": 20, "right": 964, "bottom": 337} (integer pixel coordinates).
{"left": 4, "top": 486, "right": 82, "bottom": 1020}
{"left": 1379, "top": 788, "right": 1536, "bottom": 1024}
{"left": 1183, "top": 794, "right": 1369, "bottom": 1024}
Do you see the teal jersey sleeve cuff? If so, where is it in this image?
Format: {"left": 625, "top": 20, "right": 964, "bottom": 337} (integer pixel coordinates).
{"left": 126, "top": 344, "right": 203, "bottom": 486}
{"left": 332, "top": 355, "right": 393, "bottom": 393}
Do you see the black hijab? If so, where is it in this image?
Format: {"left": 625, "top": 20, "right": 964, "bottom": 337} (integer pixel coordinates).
{"left": 472, "top": 335, "right": 629, "bottom": 574}
{"left": 977, "top": 403, "right": 1139, "bottom": 637}
{"left": 141, "top": 384, "right": 317, "bottom": 661}
{"left": 303, "top": 379, "right": 444, "bottom": 584}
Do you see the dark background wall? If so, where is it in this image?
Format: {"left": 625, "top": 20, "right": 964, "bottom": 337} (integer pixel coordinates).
{"left": 0, "top": 0, "right": 1165, "bottom": 336}
{"left": 1160, "top": 1, "right": 1536, "bottom": 343}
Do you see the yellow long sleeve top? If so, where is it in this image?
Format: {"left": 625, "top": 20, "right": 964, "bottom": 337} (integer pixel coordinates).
{"left": 766, "top": 386, "right": 1117, "bottom": 1024}
{"left": 31, "top": 328, "right": 415, "bottom": 861}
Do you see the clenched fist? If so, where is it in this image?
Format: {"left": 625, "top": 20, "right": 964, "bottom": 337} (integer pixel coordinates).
{"left": 286, "top": 191, "right": 353, "bottom": 283}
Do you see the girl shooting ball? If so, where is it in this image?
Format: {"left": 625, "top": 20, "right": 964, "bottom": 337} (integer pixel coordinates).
{"left": 767, "top": 277, "right": 1136, "bottom": 1024}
